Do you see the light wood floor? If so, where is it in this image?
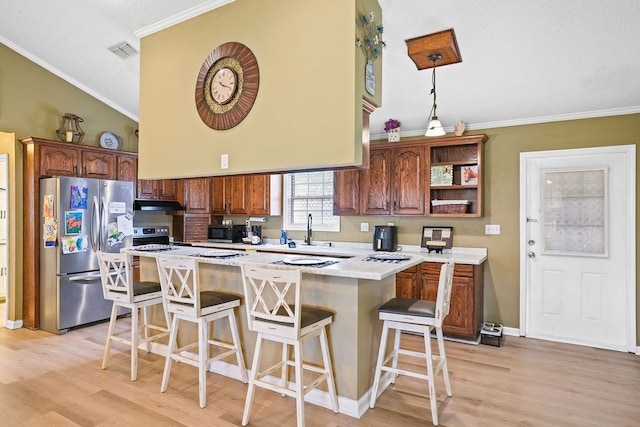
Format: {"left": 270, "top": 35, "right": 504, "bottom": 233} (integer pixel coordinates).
{"left": 0, "top": 307, "right": 638, "bottom": 426}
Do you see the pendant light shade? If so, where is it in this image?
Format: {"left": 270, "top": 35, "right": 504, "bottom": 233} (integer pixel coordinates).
{"left": 426, "top": 117, "right": 445, "bottom": 137}
{"left": 425, "top": 54, "right": 444, "bottom": 137}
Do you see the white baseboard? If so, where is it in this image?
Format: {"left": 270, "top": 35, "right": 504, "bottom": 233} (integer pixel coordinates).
{"left": 145, "top": 340, "right": 393, "bottom": 419}
{"left": 4, "top": 319, "right": 23, "bottom": 329}
{"left": 502, "top": 326, "right": 520, "bottom": 336}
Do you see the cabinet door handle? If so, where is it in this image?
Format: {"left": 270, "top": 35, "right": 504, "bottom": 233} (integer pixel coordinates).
{"left": 83, "top": 166, "right": 87, "bottom": 175}
{"left": 74, "top": 165, "right": 78, "bottom": 175}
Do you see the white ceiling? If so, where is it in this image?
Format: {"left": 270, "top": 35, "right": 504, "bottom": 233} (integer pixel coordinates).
{"left": 1, "top": 0, "right": 639, "bottom": 139}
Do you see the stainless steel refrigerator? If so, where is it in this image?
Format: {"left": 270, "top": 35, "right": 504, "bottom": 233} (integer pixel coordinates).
{"left": 39, "top": 176, "right": 134, "bottom": 334}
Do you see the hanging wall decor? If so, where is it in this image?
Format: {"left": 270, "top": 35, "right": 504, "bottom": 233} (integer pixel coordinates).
{"left": 55, "top": 113, "right": 85, "bottom": 143}
{"left": 356, "top": 11, "right": 385, "bottom": 96}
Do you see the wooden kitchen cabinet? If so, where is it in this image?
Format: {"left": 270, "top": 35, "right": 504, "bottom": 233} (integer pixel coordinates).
{"left": 360, "top": 149, "right": 390, "bottom": 215}
{"left": 245, "top": 175, "right": 271, "bottom": 215}
{"left": 178, "top": 178, "right": 211, "bottom": 214}
{"left": 416, "top": 262, "right": 484, "bottom": 341}
{"left": 39, "top": 141, "right": 117, "bottom": 179}
{"left": 336, "top": 134, "right": 487, "bottom": 217}
{"left": 81, "top": 150, "right": 116, "bottom": 179}
{"left": 116, "top": 153, "right": 137, "bottom": 183}
{"left": 395, "top": 265, "right": 417, "bottom": 299}
{"left": 361, "top": 145, "right": 425, "bottom": 215}
{"left": 38, "top": 143, "right": 78, "bottom": 176}
{"left": 212, "top": 176, "right": 247, "bottom": 215}
{"left": 172, "top": 215, "right": 210, "bottom": 243}
{"left": 137, "top": 178, "right": 179, "bottom": 201}
{"left": 333, "top": 169, "right": 361, "bottom": 216}
{"left": 212, "top": 174, "right": 276, "bottom": 216}
{"left": 426, "top": 135, "right": 487, "bottom": 217}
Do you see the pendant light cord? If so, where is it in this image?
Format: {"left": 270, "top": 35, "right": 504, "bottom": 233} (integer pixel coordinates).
{"left": 427, "top": 54, "right": 441, "bottom": 122}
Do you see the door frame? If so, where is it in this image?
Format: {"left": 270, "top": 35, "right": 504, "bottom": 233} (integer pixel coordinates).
{"left": 0, "top": 153, "right": 7, "bottom": 327}
{"left": 519, "top": 145, "right": 636, "bottom": 352}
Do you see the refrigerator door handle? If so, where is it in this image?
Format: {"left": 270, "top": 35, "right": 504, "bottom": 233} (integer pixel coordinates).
{"left": 68, "top": 272, "right": 103, "bottom": 282}
{"left": 101, "top": 196, "right": 108, "bottom": 250}
{"left": 90, "top": 196, "right": 100, "bottom": 251}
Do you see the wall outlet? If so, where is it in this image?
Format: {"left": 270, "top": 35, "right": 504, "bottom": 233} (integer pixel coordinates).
{"left": 221, "top": 154, "right": 229, "bottom": 169}
{"left": 485, "top": 224, "right": 501, "bottom": 235}
{"left": 360, "top": 222, "right": 369, "bottom": 232}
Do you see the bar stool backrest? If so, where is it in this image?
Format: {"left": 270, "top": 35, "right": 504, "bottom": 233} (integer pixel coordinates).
{"left": 156, "top": 257, "right": 201, "bottom": 318}
{"left": 97, "top": 251, "right": 134, "bottom": 304}
{"left": 435, "top": 261, "right": 455, "bottom": 327}
{"left": 241, "top": 266, "right": 302, "bottom": 339}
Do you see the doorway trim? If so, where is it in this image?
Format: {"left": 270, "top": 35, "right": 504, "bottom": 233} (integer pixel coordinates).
{"left": 519, "top": 145, "right": 636, "bottom": 353}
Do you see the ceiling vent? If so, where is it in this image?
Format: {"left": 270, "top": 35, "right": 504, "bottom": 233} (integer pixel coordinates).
{"left": 109, "top": 41, "right": 139, "bottom": 59}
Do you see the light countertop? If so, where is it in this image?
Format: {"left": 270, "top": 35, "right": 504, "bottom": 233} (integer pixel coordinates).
{"left": 127, "top": 241, "right": 486, "bottom": 281}
{"left": 176, "top": 239, "right": 486, "bottom": 265}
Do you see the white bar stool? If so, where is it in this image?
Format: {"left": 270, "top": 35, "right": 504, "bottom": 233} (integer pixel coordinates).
{"left": 97, "top": 250, "right": 170, "bottom": 382}
{"left": 369, "top": 261, "right": 455, "bottom": 426}
{"left": 240, "top": 265, "right": 338, "bottom": 427}
{"left": 156, "top": 256, "right": 248, "bottom": 408}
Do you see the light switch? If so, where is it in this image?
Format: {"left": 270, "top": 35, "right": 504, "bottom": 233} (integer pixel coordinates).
{"left": 360, "top": 222, "right": 369, "bottom": 232}
{"left": 485, "top": 224, "right": 501, "bottom": 235}
{"left": 221, "top": 154, "right": 229, "bottom": 169}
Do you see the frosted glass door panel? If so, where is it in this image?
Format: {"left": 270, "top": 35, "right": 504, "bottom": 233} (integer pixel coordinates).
{"left": 543, "top": 169, "right": 607, "bottom": 256}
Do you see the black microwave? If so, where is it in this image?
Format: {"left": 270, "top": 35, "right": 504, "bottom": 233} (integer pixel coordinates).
{"left": 207, "top": 224, "right": 245, "bottom": 243}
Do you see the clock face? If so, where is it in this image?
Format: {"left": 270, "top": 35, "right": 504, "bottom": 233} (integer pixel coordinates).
{"left": 195, "top": 42, "right": 260, "bottom": 130}
{"left": 211, "top": 67, "right": 237, "bottom": 104}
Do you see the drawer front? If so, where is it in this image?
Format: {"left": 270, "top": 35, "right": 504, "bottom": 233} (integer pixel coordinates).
{"left": 398, "top": 265, "right": 418, "bottom": 274}
{"left": 420, "top": 262, "right": 473, "bottom": 278}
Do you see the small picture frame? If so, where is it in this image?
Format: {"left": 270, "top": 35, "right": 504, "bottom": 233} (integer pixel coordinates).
{"left": 461, "top": 165, "right": 478, "bottom": 186}
{"left": 421, "top": 226, "right": 453, "bottom": 253}
{"left": 430, "top": 165, "right": 454, "bottom": 186}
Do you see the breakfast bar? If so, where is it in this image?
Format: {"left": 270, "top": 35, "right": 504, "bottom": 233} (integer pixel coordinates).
{"left": 126, "top": 244, "right": 485, "bottom": 418}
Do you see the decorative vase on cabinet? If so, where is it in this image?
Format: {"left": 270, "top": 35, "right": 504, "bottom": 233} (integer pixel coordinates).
{"left": 387, "top": 127, "right": 400, "bottom": 142}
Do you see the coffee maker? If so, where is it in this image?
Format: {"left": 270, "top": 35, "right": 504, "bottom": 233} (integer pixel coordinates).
{"left": 372, "top": 225, "right": 398, "bottom": 251}
{"left": 244, "top": 219, "right": 263, "bottom": 244}
{"left": 250, "top": 225, "right": 262, "bottom": 242}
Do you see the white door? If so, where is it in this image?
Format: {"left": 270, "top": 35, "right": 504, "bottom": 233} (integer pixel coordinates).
{"left": 520, "top": 145, "right": 635, "bottom": 352}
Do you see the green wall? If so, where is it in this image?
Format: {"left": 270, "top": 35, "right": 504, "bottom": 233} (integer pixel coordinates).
{"left": 0, "top": 42, "right": 138, "bottom": 322}
{"left": 0, "top": 44, "right": 139, "bottom": 149}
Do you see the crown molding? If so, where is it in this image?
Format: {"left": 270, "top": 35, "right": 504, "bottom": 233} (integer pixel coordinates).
{"left": 134, "top": 0, "right": 235, "bottom": 38}
{"left": 372, "top": 106, "right": 640, "bottom": 140}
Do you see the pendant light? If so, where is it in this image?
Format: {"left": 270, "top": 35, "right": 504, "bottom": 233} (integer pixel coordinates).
{"left": 425, "top": 54, "right": 445, "bottom": 137}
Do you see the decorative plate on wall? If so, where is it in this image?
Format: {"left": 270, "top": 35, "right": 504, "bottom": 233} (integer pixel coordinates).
{"left": 99, "top": 132, "right": 120, "bottom": 150}
{"left": 195, "top": 42, "right": 260, "bottom": 130}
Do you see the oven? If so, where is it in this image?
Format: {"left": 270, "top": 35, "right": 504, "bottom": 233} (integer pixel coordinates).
{"left": 132, "top": 226, "right": 170, "bottom": 246}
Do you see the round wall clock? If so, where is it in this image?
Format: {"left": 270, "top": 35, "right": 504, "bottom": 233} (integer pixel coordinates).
{"left": 195, "top": 42, "right": 259, "bottom": 130}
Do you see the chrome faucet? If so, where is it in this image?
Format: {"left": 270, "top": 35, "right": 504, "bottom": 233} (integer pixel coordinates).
{"left": 304, "top": 213, "right": 312, "bottom": 245}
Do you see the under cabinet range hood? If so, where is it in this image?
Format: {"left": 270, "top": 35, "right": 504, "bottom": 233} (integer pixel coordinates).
{"left": 134, "top": 200, "right": 184, "bottom": 211}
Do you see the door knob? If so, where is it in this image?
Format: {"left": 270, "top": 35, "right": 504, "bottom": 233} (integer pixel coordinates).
{"left": 528, "top": 251, "right": 536, "bottom": 259}
{"left": 528, "top": 240, "right": 536, "bottom": 246}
